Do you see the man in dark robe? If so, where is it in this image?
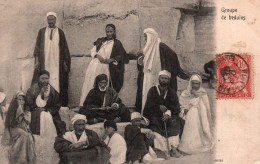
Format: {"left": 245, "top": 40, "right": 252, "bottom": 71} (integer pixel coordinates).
{"left": 143, "top": 70, "right": 182, "bottom": 157}
{"left": 93, "top": 24, "right": 129, "bottom": 92}
{"left": 135, "top": 28, "right": 189, "bottom": 113}
{"left": 31, "top": 11, "right": 71, "bottom": 107}
{"left": 26, "top": 70, "right": 66, "bottom": 135}
{"left": 79, "top": 74, "right": 131, "bottom": 124}
{"left": 124, "top": 112, "right": 160, "bottom": 163}
{"left": 54, "top": 114, "right": 110, "bottom": 164}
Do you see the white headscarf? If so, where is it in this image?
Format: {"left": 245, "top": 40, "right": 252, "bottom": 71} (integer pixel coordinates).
{"left": 71, "top": 114, "right": 87, "bottom": 125}
{"left": 46, "top": 12, "right": 57, "bottom": 18}
{"left": 158, "top": 70, "right": 171, "bottom": 78}
{"left": 143, "top": 28, "right": 161, "bottom": 75}
{"left": 181, "top": 74, "right": 207, "bottom": 98}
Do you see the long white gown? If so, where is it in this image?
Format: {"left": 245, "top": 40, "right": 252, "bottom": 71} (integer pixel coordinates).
{"left": 79, "top": 40, "right": 114, "bottom": 106}
{"left": 104, "top": 133, "right": 127, "bottom": 164}
{"left": 178, "top": 75, "right": 214, "bottom": 154}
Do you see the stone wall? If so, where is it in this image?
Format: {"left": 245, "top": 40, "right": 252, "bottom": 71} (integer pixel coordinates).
{"left": 0, "top": 0, "right": 216, "bottom": 106}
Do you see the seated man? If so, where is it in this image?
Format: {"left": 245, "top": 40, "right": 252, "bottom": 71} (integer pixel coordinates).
{"left": 143, "top": 70, "right": 182, "bottom": 157}
{"left": 79, "top": 74, "right": 131, "bottom": 124}
{"left": 124, "top": 112, "right": 163, "bottom": 163}
{"left": 54, "top": 114, "right": 111, "bottom": 164}
{"left": 26, "top": 70, "right": 66, "bottom": 136}
{"left": 102, "top": 120, "right": 127, "bottom": 164}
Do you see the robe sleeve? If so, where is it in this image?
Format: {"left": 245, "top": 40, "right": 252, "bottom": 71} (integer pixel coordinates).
{"left": 45, "top": 88, "right": 61, "bottom": 116}
{"left": 26, "top": 86, "right": 38, "bottom": 111}
{"left": 110, "top": 40, "right": 128, "bottom": 65}
{"left": 143, "top": 87, "right": 163, "bottom": 119}
{"left": 168, "top": 89, "right": 181, "bottom": 116}
{"left": 54, "top": 135, "right": 73, "bottom": 153}
{"left": 87, "top": 130, "right": 103, "bottom": 148}
{"left": 124, "top": 125, "right": 141, "bottom": 145}
{"left": 33, "top": 29, "right": 42, "bottom": 58}
{"left": 60, "top": 29, "right": 71, "bottom": 73}
{"left": 79, "top": 89, "right": 101, "bottom": 116}
{"left": 159, "top": 43, "right": 189, "bottom": 80}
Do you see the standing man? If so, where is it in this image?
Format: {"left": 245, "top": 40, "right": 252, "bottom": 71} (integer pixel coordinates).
{"left": 135, "top": 28, "right": 189, "bottom": 114}
{"left": 79, "top": 24, "right": 128, "bottom": 106}
{"left": 31, "top": 12, "right": 71, "bottom": 107}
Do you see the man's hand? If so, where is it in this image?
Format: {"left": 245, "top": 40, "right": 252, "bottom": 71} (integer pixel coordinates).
{"left": 141, "top": 128, "right": 155, "bottom": 140}
{"left": 104, "top": 106, "right": 112, "bottom": 111}
{"left": 68, "top": 142, "right": 86, "bottom": 150}
{"left": 40, "top": 86, "right": 48, "bottom": 94}
{"left": 111, "top": 103, "right": 119, "bottom": 110}
{"left": 96, "top": 54, "right": 108, "bottom": 64}
{"left": 114, "top": 117, "right": 121, "bottom": 123}
{"left": 160, "top": 105, "right": 168, "bottom": 113}
{"left": 162, "top": 113, "right": 170, "bottom": 122}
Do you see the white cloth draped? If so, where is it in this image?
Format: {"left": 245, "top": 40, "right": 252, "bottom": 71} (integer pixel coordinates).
{"left": 178, "top": 74, "right": 214, "bottom": 154}
{"left": 104, "top": 133, "right": 126, "bottom": 164}
{"left": 63, "top": 130, "right": 89, "bottom": 144}
{"left": 141, "top": 28, "right": 161, "bottom": 115}
{"left": 44, "top": 27, "right": 60, "bottom": 93}
{"left": 79, "top": 40, "right": 114, "bottom": 106}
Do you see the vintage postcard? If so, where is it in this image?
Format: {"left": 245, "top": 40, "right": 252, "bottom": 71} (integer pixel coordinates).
{"left": 0, "top": 0, "right": 259, "bottom": 164}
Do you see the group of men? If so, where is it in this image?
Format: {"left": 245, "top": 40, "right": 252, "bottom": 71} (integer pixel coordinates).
{"left": 3, "top": 11, "right": 198, "bottom": 164}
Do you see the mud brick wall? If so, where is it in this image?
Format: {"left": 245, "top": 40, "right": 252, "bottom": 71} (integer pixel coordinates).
{"left": 0, "top": 0, "right": 216, "bottom": 106}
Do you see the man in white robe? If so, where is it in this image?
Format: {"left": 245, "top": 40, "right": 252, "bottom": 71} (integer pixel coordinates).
{"left": 103, "top": 120, "right": 127, "bottom": 164}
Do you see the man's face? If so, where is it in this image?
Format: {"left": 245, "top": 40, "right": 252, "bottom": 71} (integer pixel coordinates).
{"left": 17, "top": 96, "right": 25, "bottom": 106}
{"left": 159, "top": 75, "right": 170, "bottom": 87}
{"left": 144, "top": 33, "right": 147, "bottom": 46}
{"left": 74, "top": 120, "right": 86, "bottom": 136}
{"left": 191, "top": 80, "right": 200, "bottom": 91}
{"left": 105, "top": 126, "right": 115, "bottom": 135}
{"left": 131, "top": 118, "right": 141, "bottom": 127}
{"left": 47, "top": 15, "right": 56, "bottom": 28}
{"left": 98, "top": 80, "right": 108, "bottom": 92}
{"left": 106, "top": 26, "right": 115, "bottom": 40}
{"left": 39, "top": 74, "right": 49, "bottom": 86}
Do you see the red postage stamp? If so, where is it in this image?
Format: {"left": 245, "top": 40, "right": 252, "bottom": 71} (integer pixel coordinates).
{"left": 216, "top": 53, "right": 252, "bottom": 98}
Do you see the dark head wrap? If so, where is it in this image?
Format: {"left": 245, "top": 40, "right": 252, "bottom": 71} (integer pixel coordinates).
{"left": 5, "top": 91, "right": 27, "bottom": 129}
{"left": 93, "top": 74, "right": 108, "bottom": 89}
{"left": 104, "top": 120, "right": 117, "bottom": 131}
{"left": 39, "top": 70, "right": 50, "bottom": 77}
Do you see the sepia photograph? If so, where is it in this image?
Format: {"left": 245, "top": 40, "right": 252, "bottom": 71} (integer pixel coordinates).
{"left": 0, "top": 0, "right": 259, "bottom": 164}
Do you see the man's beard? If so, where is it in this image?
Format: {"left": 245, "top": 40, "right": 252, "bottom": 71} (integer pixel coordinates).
{"left": 39, "top": 81, "right": 49, "bottom": 87}
{"left": 99, "top": 86, "right": 107, "bottom": 92}
{"left": 159, "top": 81, "right": 168, "bottom": 87}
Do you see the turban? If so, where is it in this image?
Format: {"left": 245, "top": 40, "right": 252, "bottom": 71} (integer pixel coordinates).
{"left": 0, "top": 92, "right": 6, "bottom": 103}
{"left": 131, "top": 112, "right": 142, "bottom": 121}
{"left": 104, "top": 120, "right": 117, "bottom": 131}
{"left": 71, "top": 114, "right": 87, "bottom": 125}
{"left": 144, "top": 28, "right": 159, "bottom": 38}
{"left": 46, "top": 12, "right": 57, "bottom": 18}
{"left": 39, "top": 70, "right": 50, "bottom": 77}
{"left": 94, "top": 74, "right": 108, "bottom": 89}
{"left": 158, "top": 70, "right": 171, "bottom": 78}
{"left": 16, "top": 90, "right": 25, "bottom": 98}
